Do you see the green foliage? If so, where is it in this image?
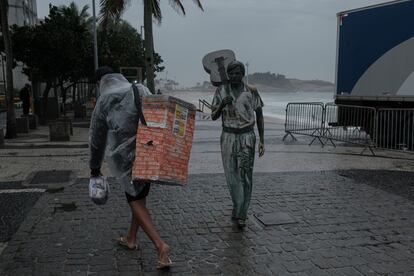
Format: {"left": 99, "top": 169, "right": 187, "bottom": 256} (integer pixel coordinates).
{"left": 99, "top": 0, "right": 203, "bottom": 24}
{"left": 10, "top": 2, "right": 94, "bottom": 83}
{"left": 4, "top": 1, "right": 164, "bottom": 84}
{"left": 98, "top": 20, "right": 163, "bottom": 78}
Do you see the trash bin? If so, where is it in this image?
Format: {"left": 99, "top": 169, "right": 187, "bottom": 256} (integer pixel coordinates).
{"left": 132, "top": 95, "right": 196, "bottom": 186}
{"left": 49, "top": 120, "right": 71, "bottom": 141}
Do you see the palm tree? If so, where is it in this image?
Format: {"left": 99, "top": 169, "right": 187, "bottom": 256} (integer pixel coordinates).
{"left": 99, "top": 0, "right": 203, "bottom": 93}
{"left": 0, "top": 0, "right": 17, "bottom": 138}
{"left": 57, "top": 2, "right": 92, "bottom": 115}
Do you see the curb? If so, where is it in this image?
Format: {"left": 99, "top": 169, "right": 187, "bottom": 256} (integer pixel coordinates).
{"left": 3, "top": 143, "right": 89, "bottom": 149}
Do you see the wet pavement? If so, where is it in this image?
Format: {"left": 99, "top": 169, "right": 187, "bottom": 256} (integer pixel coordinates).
{"left": 1, "top": 170, "right": 414, "bottom": 275}
{"left": 1, "top": 111, "right": 414, "bottom": 274}
{"left": 0, "top": 181, "right": 43, "bottom": 243}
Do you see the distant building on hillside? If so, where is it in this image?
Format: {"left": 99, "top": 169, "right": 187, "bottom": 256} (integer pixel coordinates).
{"left": 156, "top": 79, "right": 179, "bottom": 91}
{"left": 0, "top": 0, "right": 38, "bottom": 95}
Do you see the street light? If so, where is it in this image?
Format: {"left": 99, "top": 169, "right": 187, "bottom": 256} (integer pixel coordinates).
{"left": 92, "top": 0, "right": 99, "bottom": 71}
{"left": 245, "top": 62, "right": 249, "bottom": 85}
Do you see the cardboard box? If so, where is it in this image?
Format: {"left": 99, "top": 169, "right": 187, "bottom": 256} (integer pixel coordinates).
{"left": 132, "top": 95, "right": 196, "bottom": 186}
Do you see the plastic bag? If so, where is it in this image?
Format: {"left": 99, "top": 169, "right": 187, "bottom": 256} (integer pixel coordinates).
{"left": 89, "top": 176, "right": 109, "bottom": 205}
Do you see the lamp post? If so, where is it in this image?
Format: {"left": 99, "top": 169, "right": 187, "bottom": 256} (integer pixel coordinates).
{"left": 92, "top": 0, "right": 99, "bottom": 71}
{"left": 245, "top": 62, "right": 249, "bottom": 85}
{"left": 1, "top": 54, "right": 6, "bottom": 91}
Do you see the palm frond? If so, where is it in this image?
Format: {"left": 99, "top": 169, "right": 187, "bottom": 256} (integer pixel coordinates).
{"left": 151, "top": 0, "right": 162, "bottom": 22}
{"left": 99, "top": 0, "right": 129, "bottom": 26}
{"left": 168, "top": 0, "right": 186, "bottom": 16}
{"left": 80, "top": 5, "right": 90, "bottom": 20}
{"left": 192, "top": 0, "right": 204, "bottom": 11}
{"left": 69, "top": 2, "right": 79, "bottom": 14}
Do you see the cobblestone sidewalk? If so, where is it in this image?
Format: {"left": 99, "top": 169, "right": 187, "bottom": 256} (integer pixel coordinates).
{"left": 1, "top": 170, "right": 414, "bottom": 275}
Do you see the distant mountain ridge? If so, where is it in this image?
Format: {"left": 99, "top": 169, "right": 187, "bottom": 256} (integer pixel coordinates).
{"left": 190, "top": 72, "right": 334, "bottom": 92}
{"left": 248, "top": 72, "right": 334, "bottom": 92}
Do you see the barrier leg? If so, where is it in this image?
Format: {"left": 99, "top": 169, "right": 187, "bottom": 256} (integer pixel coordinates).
{"left": 282, "top": 132, "right": 297, "bottom": 141}
{"left": 360, "top": 145, "right": 375, "bottom": 156}
{"left": 309, "top": 129, "right": 325, "bottom": 146}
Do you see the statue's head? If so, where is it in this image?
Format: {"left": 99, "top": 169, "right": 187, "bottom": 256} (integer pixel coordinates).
{"left": 227, "top": 60, "right": 245, "bottom": 84}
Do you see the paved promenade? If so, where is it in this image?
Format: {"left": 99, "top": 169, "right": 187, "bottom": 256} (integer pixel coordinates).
{"left": 1, "top": 112, "right": 414, "bottom": 275}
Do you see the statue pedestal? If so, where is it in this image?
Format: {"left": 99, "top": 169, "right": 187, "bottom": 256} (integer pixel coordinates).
{"left": 49, "top": 121, "right": 71, "bottom": 141}
{"left": 16, "top": 117, "right": 30, "bottom": 133}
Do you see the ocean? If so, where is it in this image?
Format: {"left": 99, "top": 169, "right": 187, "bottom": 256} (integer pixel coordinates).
{"left": 164, "top": 90, "right": 334, "bottom": 122}
{"left": 0, "top": 90, "right": 334, "bottom": 129}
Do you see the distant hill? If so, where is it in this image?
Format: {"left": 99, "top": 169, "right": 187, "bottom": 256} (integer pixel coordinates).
{"left": 190, "top": 72, "right": 334, "bottom": 92}
{"left": 248, "top": 72, "right": 334, "bottom": 92}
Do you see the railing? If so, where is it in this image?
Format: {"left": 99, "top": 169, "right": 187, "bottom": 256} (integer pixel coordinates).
{"left": 73, "top": 81, "right": 97, "bottom": 105}
{"left": 198, "top": 99, "right": 212, "bottom": 113}
{"left": 197, "top": 99, "right": 212, "bottom": 120}
{"left": 284, "top": 103, "right": 414, "bottom": 154}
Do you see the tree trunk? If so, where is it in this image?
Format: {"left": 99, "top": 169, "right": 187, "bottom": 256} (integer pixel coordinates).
{"left": 41, "top": 81, "right": 52, "bottom": 123}
{"left": 60, "top": 82, "right": 66, "bottom": 116}
{"left": 0, "top": 0, "right": 17, "bottom": 138}
{"left": 144, "top": 0, "right": 155, "bottom": 94}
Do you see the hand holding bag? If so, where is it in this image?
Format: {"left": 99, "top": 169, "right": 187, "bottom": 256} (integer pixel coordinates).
{"left": 89, "top": 176, "right": 109, "bottom": 205}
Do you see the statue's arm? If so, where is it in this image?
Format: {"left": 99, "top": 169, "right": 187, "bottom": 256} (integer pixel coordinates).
{"left": 211, "top": 103, "right": 223, "bottom": 121}
{"left": 255, "top": 107, "right": 265, "bottom": 157}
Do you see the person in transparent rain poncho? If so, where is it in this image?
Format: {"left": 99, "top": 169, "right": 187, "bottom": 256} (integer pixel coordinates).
{"left": 89, "top": 67, "right": 172, "bottom": 269}
{"left": 211, "top": 60, "right": 265, "bottom": 229}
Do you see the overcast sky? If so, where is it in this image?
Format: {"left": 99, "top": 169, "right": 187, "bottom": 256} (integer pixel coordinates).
{"left": 37, "top": 0, "right": 387, "bottom": 87}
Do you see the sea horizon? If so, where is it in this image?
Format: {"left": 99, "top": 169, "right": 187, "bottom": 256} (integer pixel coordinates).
{"left": 163, "top": 90, "right": 335, "bottom": 122}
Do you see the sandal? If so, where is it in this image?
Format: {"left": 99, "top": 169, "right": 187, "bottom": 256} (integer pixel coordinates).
{"left": 157, "top": 257, "right": 173, "bottom": 269}
{"left": 157, "top": 244, "right": 173, "bottom": 269}
{"left": 117, "top": 236, "right": 138, "bottom": 250}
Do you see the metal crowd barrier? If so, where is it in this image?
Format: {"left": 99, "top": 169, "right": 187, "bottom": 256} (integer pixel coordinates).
{"left": 284, "top": 102, "right": 414, "bottom": 154}
{"left": 283, "top": 102, "right": 325, "bottom": 144}
{"left": 376, "top": 108, "right": 414, "bottom": 151}
{"left": 283, "top": 103, "right": 376, "bottom": 154}
{"left": 323, "top": 103, "right": 376, "bottom": 154}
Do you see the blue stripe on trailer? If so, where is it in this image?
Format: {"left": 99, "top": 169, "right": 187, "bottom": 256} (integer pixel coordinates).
{"left": 337, "top": 0, "right": 414, "bottom": 94}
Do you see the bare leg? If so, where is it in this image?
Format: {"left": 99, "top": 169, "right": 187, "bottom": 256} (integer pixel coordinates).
{"left": 119, "top": 199, "right": 145, "bottom": 248}
{"left": 128, "top": 215, "right": 139, "bottom": 241}
{"left": 126, "top": 198, "right": 145, "bottom": 244}
{"left": 129, "top": 199, "right": 170, "bottom": 264}
{"left": 120, "top": 213, "right": 139, "bottom": 247}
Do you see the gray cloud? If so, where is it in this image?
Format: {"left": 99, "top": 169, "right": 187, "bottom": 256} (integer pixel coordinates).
{"left": 37, "top": 0, "right": 385, "bottom": 87}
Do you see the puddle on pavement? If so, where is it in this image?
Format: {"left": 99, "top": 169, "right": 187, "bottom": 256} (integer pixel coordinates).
{"left": 53, "top": 202, "right": 77, "bottom": 213}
